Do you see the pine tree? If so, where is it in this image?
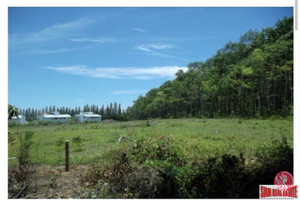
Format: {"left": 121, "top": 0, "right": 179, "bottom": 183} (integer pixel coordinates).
{"left": 118, "top": 103, "right": 122, "bottom": 116}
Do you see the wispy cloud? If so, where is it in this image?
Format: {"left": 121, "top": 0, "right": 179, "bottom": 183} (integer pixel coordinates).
{"left": 110, "top": 89, "right": 147, "bottom": 95}
{"left": 136, "top": 43, "right": 176, "bottom": 51}
{"left": 32, "top": 47, "right": 85, "bottom": 54}
{"left": 135, "top": 46, "right": 152, "bottom": 53}
{"left": 70, "top": 37, "right": 114, "bottom": 43}
{"left": 10, "top": 17, "right": 94, "bottom": 47}
{"left": 76, "top": 99, "right": 84, "bottom": 103}
{"left": 148, "top": 43, "right": 176, "bottom": 50}
{"left": 132, "top": 28, "right": 146, "bottom": 33}
{"left": 27, "top": 44, "right": 96, "bottom": 55}
{"left": 46, "top": 65, "right": 187, "bottom": 80}
{"left": 134, "top": 43, "right": 177, "bottom": 58}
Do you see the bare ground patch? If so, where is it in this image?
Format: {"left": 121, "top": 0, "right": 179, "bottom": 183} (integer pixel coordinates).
{"left": 21, "top": 165, "right": 88, "bottom": 199}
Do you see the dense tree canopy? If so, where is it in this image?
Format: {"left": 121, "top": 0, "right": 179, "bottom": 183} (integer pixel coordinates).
{"left": 127, "top": 17, "right": 293, "bottom": 119}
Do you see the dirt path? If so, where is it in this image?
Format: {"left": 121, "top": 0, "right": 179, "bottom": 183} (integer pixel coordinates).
{"left": 25, "top": 165, "right": 88, "bottom": 199}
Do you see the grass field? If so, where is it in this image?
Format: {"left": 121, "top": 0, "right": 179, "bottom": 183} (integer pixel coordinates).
{"left": 8, "top": 118, "right": 293, "bottom": 166}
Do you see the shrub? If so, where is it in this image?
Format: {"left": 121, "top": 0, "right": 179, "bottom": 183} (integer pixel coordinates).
{"left": 72, "top": 136, "right": 83, "bottom": 152}
{"left": 8, "top": 166, "right": 33, "bottom": 198}
{"left": 68, "top": 117, "right": 78, "bottom": 124}
{"left": 37, "top": 120, "right": 49, "bottom": 125}
{"left": 8, "top": 131, "right": 34, "bottom": 198}
{"left": 255, "top": 135, "right": 293, "bottom": 170}
{"left": 8, "top": 121, "right": 17, "bottom": 127}
{"left": 130, "top": 136, "right": 185, "bottom": 166}
{"left": 79, "top": 134, "right": 293, "bottom": 198}
{"left": 55, "top": 138, "right": 64, "bottom": 146}
{"left": 244, "top": 135, "right": 294, "bottom": 198}
{"left": 123, "top": 166, "right": 162, "bottom": 198}
{"left": 18, "top": 131, "right": 34, "bottom": 166}
{"left": 72, "top": 136, "right": 82, "bottom": 144}
{"left": 79, "top": 152, "right": 134, "bottom": 198}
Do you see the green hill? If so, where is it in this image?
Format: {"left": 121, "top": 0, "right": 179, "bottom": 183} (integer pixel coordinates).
{"left": 127, "top": 17, "right": 293, "bottom": 119}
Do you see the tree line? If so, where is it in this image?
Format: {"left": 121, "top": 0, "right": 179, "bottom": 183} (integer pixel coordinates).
{"left": 127, "top": 17, "right": 293, "bottom": 119}
{"left": 18, "top": 102, "right": 125, "bottom": 121}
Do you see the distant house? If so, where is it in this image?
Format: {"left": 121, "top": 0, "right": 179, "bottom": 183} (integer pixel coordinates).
{"left": 9, "top": 115, "right": 27, "bottom": 124}
{"left": 75, "top": 112, "right": 102, "bottom": 123}
{"left": 38, "top": 112, "right": 71, "bottom": 123}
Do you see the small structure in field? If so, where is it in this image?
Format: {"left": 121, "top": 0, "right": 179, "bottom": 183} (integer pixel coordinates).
{"left": 75, "top": 112, "right": 102, "bottom": 123}
{"left": 9, "top": 115, "right": 27, "bottom": 124}
{"left": 38, "top": 112, "right": 71, "bottom": 123}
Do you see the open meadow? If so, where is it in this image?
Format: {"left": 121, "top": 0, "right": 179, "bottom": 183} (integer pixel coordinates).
{"left": 8, "top": 118, "right": 293, "bottom": 198}
{"left": 9, "top": 118, "right": 293, "bottom": 166}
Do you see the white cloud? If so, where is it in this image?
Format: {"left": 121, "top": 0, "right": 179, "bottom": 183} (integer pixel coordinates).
{"left": 46, "top": 65, "right": 187, "bottom": 80}
{"left": 134, "top": 43, "right": 177, "bottom": 58}
{"left": 20, "top": 43, "right": 97, "bottom": 55}
{"left": 132, "top": 28, "right": 146, "bottom": 33}
{"left": 31, "top": 46, "right": 90, "bottom": 54}
{"left": 76, "top": 99, "right": 84, "bottom": 102}
{"left": 70, "top": 37, "right": 114, "bottom": 43}
{"left": 148, "top": 43, "right": 176, "bottom": 50}
{"left": 135, "top": 46, "right": 152, "bottom": 53}
{"left": 135, "top": 43, "right": 176, "bottom": 51}
{"left": 110, "top": 89, "right": 147, "bottom": 95}
{"left": 10, "top": 17, "right": 94, "bottom": 46}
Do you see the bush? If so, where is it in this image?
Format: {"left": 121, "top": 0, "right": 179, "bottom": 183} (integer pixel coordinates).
{"left": 8, "top": 166, "right": 33, "bottom": 198}
{"left": 68, "top": 117, "right": 78, "bottom": 124}
{"left": 79, "top": 152, "right": 134, "bottom": 198}
{"left": 72, "top": 136, "right": 83, "bottom": 152}
{"left": 255, "top": 135, "right": 293, "bottom": 169}
{"left": 183, "top": 154, "right": 246, "bottom": 198}
{"left": 38, "top": 120, "right": 63, "bottom": 125}
{"left": 180, "top": 136, "right": 293, "bottom": 198}
{"left": 123, "top": 166, "right": 162, "bottom": 198}
{"left": 18, "top": 131, "right": 34, "bottom": 166}
{"left": 79, "top": 135, "right": 293, "bottom": 198}
{"left": 37, "top": 120, "right": 49, "bottom": 126}
{"left": 8, "top": 131, "right": 34, "bottom": 198}
{"left": 55, "top": 138, "right": 64, "bottom": 146}
{"left": 8, "top": 121, "right": 17, "bottom": 127}
{"left": 130, "top": 136, "right": 185, "bottom": 166}
{"left": 72, "top": 136, "right": 82, "bottom": 144}
{"left": 244, "top": 135, "right": 294, "bottom": 198}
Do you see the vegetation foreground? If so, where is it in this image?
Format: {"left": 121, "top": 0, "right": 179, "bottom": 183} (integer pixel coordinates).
{"left": 8, "top": 118, "right": 293, "bottom": 198}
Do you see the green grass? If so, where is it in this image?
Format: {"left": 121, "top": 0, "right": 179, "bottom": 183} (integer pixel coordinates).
{"left": 8, "top": 118, "right": 293, "bottom": 166}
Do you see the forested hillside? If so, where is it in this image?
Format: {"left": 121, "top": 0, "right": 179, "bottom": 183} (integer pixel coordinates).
{"left": 127, "top": 17, "right": 293, "bottom": 119}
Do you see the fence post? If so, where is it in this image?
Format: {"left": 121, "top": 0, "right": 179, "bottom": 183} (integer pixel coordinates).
{"left": 65, "top": 140, "right": 69, "bottom": 172}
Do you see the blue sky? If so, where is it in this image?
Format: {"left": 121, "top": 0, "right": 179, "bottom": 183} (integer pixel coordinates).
{"left": 8, "top": 7, "right": 293, "bottom": 110}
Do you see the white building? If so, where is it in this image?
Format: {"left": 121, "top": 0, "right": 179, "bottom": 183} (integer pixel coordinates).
{"left": 38, "top": 112, "right": 71, "bottom": 123}
{"left": 9, "top": 115, "right": 27, "bottom": 124}
{"left": 75, "top": 112, "right": 102, "bottom": 123}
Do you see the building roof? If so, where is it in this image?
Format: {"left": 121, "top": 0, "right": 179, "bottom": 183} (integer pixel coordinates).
{"left": 76, "top": 114, "right": 101, "bottom": 117}
{"left": 75, "top": 112, "right": 101, "bottom": 117}
{"left": 83, "top": 114, "right": 101, "bottom": 117}
{"left": 40, "top": 113, "right": 71, "bottom": 118}
{"left": 42, "top": 115, "right": 71, "bottom": 118}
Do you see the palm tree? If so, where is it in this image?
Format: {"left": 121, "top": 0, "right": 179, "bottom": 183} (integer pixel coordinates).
{"left": 8, "top": 104, "right": 19, "bottom": 119}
